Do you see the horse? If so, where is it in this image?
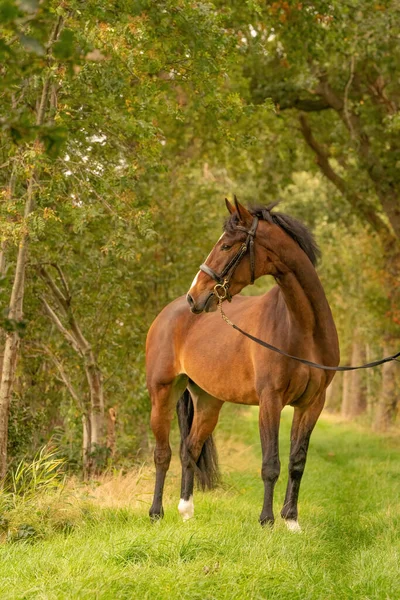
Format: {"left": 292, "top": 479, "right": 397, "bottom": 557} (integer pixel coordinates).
{"left": 146, "top": 197, "right": 339, "bottom": 531}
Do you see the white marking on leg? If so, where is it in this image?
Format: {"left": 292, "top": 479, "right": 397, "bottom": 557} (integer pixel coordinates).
{"left": 285, "top": 519, "right": 302, "bottom": 533}
{"left": 178, "top": 496, "right": 194, "bottom": 521}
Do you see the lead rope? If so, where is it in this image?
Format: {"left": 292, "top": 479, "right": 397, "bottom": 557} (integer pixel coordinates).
{"left": 214, "top": 281, "right": 233, "bottom": 326}
{"left": 218, "top": 294, "right": 234, "bottom": 327}
{"left": 214, "top": 286, "right": 400, "bottom": 372}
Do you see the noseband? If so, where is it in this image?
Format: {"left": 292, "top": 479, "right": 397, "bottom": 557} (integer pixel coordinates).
{"left": 199, "top": 216, "right": 259, "bottom": 301}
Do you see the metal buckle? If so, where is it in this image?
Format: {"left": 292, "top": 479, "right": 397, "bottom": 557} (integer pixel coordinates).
{"left": 213, "top": 280, "right": 229, "bottom": 300}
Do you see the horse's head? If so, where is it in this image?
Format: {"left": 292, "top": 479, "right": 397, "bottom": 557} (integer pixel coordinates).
{"left": 187, "top": 197, "right": 264, "bottom": 314}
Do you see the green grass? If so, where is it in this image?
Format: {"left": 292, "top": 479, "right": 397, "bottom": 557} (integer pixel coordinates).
{"left": 1, "top": 406, "right": 400, "bottom": 600}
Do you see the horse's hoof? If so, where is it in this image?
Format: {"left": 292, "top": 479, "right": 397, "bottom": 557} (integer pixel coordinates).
{"left": 259, "top": 516, "right": 274, "bottom": 528}
{"left": 284, "top": 519, "right": 302, "bottom": 533}
{"left": 149, "top": 507, "right": 164, "bottom": 522}
{"left": 178, "top": 496, "right": 194, "bottom": 521}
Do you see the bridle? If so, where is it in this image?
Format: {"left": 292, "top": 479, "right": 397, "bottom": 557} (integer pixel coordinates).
{"left": 198, "top": 214, "right": 400, "bottom": 372}
{"left": 199, "top": 216, "right": 259, "bottom": 301}
{"left": 194, "top": 212, "right": 400, "bottom": 372}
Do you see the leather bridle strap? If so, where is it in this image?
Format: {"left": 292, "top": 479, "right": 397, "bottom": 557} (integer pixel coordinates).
{"left": 199, "top": 216, "right": 259, "bottom": 300}
{"left": 236, "top": 217, "right": 258, "bottom": 284}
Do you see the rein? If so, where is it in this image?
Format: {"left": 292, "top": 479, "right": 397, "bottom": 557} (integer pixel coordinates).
{"left": 215, "top": 294, "right": 400, "bottom": 372}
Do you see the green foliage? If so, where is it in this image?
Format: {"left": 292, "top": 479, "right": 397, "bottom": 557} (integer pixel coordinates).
{"left": 1, "top": 0, "right": 398, "bottom": 474}
{"left": 1, "top": 0, "right": 243, "bottom": 470}
{"left": 8, "top": 443, "right": 66, "bottom": 502}
{"left": 0, "top": 441, "right": 68, "bottom": 542}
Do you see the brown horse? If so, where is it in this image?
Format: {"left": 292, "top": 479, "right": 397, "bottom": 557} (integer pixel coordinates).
{"left": 146, "top": 198, "right": 339, "bottom": 530}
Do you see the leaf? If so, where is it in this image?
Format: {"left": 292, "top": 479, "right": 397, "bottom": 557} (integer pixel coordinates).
{"left": 53, "top": 29, "right": 75, "bottom": 60}
{"left": 0, "top": 0, "right": 19, "bottom": 22}
{"left": 0, "top": 316, "right": 27, "bottom": 336}
{"left": 19, "top": 34, "right": 45, "bottom": 56}
{"left": 39, "top": 125, "right": 68, "bottom": 157}
{"left": 0, "top": 38, "right": 13, "bottom": 56}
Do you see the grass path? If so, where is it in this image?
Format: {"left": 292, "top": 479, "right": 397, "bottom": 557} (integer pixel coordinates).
{"left": 1, "top": 405, "right": 400, "bottom": 599}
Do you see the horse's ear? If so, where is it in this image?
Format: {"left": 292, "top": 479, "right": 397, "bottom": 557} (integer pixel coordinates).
{"left": 225, "top": 198, "right": 235, "bottom": 215}
{"left": 234, "top": 195, "right": 252, "bottom": 225}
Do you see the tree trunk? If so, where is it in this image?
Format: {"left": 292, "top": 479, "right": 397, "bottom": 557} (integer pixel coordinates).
{"left": 40, "top": 344, "right": 94, "bottom": 476}
{"left": 374, "top": 340, "right": 398, "bottom": 431}
{"left": 373, "top": 247, "right": 400, "bottom": 430}
{"left": 0, "top": 241, "right": 6, "bottom": 276}
{"left": 325, "top": 372, "right": 342, "bottom": 412}
{"left": 107, "top": 407, "right": 117, "bottom": 458}
{"left": 0, "top": 199, "right": 30, "bottom": 480}
{"left": 0, "top": 241, "right": 6, "bottom": 380}
{"left": 341, "top": 369, "right": 351, "bottom": 418}
{"left": 341, "top": 336, "right": 367, "bottom": 418}
{"left": 40, "top": 265, "right": 106, "bottom": 476}
{"left": 84, "top": 357, "right": 105, "bottom": 450}
{"left": 82, "top": 413, "right": 92, "bottom": 480}
{"left": 0, "top": 333, "right": 20, "bottom": 479}
{"left": 0, "top": 17, "right": 63, "bottom": 481}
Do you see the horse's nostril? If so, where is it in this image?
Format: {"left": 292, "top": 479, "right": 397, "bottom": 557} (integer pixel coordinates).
{"left": 187, "top": 293, "right": 195, "bottom": 308}
{"left": 187, "top": 293, "right": 202, "bottom": 314}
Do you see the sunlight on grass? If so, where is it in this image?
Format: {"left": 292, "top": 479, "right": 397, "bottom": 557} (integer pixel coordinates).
{"left": 0, "top": 406, "right": 399, "bottom": 599}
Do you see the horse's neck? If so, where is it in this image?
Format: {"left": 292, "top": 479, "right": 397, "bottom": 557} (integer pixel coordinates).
{"left": 274, "top": 256, "right": 334, "bottom": 337}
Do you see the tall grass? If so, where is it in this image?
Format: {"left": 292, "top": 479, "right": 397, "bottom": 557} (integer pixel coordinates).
{"left": 9, "top": 443, "right": 66, "bottom": 502}
{"left": 0, "top": 443, "right": 76, "bottom": 543}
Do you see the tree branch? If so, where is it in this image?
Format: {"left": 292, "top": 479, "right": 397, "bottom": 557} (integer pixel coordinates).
{"left": 50, "top": 264, "right": 71, "bottom": 303}
{"left": 40, "top": 344, "right": 86, "bottom": 413}
{"left": 40, "top": 296, "right": 82, "bottom": 355}
{"left": 343, "top": 56, "right": 356, "bottom": 139}
{"left": 299, "top": 114, "right": 394, "bottom": 241}
{"left": 39, "top": 265, "right": 93, "bottom": 355}
{"left": 36, "top": 16, "right": 64, "bottom": 126}
{"left": 276, "top": 97, "right": 331, "bottom": 112}
{"left": 39, "top": 266, "right": 70, "bottom": 313}
{"left": 314, "top": 76, "right": 400, "bottom": 238}
{"left": 367, "top": 74, "right": 397, "bottom": 115}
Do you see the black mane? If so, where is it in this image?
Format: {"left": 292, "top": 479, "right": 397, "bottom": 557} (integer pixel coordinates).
{"left": 224, "top": 203, "right": 320, "bottom": 266}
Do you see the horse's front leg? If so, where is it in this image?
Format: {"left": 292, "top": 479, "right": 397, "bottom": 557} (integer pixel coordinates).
{"left": 148, "top": 376, "right": 187, "bottom": 521}
{"left": 258, "top": 393, "right": 282, "bottom": 527}
{"left": 281, "top": 393, "right": 325, "bottom": 532}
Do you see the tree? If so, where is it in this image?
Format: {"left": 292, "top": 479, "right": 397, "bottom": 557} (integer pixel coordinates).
{"left": 0, "top": 13, "right": 65, "bottom": 479}
{"left": 218, "top": 0, "right": 400, "bottom": 428}
{"left": 0, "top": 0, "right": 241, "bottom": 475}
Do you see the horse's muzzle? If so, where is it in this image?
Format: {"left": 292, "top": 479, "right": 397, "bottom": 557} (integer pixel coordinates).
{"left": 187, "top": 292, "right": 216, "bottom": 314}
{"left": 187, "top": 293, "right": 202, "bottom": 314}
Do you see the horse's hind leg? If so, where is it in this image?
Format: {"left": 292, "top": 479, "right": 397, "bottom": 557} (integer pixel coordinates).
{"left": 177, "top": 384, "right": 223, "bottom": 521}
{"left": 281, "top": 393, "right": 325, "bottom": 532}
{"left": 149, "top": 376, "right": 187, "bottom": 521}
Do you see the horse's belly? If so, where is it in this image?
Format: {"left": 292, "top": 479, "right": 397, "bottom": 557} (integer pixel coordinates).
{"left": 181, "top": 353, "right": 259, "bottom": 405}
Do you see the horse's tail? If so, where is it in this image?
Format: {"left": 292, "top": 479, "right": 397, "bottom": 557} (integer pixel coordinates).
{"left": 177, "top": 389, "right": 219, "bottom": 490}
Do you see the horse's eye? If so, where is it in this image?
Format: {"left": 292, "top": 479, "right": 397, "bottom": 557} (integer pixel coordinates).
{"left": 221, "top": 244, "right": 232, "bottom": 251}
